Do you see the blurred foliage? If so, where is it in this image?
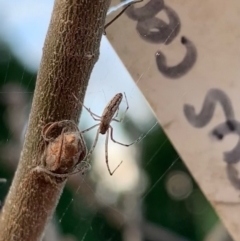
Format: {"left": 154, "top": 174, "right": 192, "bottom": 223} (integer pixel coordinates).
{"left": 0, "top": 40, "right": 35, "bottom": 140}
{"left": 0, "top": 39, "right": 220, "bottom": 241}
{"left": 0, "top": 40, "right": 36, "bottom": 203}
{"left": 141, "top": 129, "right": 218, "bottom": 241}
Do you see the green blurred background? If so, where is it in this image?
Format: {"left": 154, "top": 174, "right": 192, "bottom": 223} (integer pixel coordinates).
{"left": 0, "top": 37, "right": 233, "bottom": 241}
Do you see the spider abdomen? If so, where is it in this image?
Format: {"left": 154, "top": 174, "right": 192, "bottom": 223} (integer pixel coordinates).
{"left": 99, "top": 123, "right": 109, "bottom": 134}
{"left": 99, "top": 93, "right": 123, "bottom": 134}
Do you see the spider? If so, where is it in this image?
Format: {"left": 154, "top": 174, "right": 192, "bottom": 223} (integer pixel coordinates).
{"left": 35, "top": 120, "right": 91, "bottom": 178}
{"left": 79, "top": 92, "right": 143, "bottom": 176}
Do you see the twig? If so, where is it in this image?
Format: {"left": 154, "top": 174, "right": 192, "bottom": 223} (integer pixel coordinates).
{"left": 0, "top": 1, "right": 111, "bottom": 240}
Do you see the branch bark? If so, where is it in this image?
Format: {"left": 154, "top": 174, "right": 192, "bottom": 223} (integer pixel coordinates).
{"left": 0, "top": 0, "right": 111, "bottom": 240}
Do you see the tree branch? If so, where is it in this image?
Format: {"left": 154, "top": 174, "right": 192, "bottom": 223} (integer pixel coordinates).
{"left": 0, "top": 0, "right": 111, "bottom": 240}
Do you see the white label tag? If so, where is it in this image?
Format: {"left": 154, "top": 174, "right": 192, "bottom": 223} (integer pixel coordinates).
{"left": 106, "top": 1, "right": 240, "bottom": 240}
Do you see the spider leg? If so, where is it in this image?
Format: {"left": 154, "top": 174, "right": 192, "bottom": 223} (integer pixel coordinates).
{"left": 72, "top": 93, "right": 101, "bottom": 120}
{"left": 105, "top": 129, "right": 123, "bottom": 176}
{"left": 114, "top": 107, "right": 120, "bottom": 119}
{"left": 75, "top": 160, "right": 92, "bottom": 175}
{"left": 112, "top": 92, "right": 129, "bottom": 123}
{"left": 42, "top": 120, "right": 79, "bottom": 142}
{"left": 42, "top": 122, "right": 56, "bottom": 142}
{"left": 82, "top": 123, "right": 100, "bottom": 134}
{"left": 34, "top": 163, "right": 90, "bottom": 178}
{"left": 87, "top": 108, "right": 101, "bottom": 121}
{"left": 109, "top": 125, "right": 143, "bottom": 147}
{"left": 82, "top": 105, "right": 101, "bottom": 121}
{"left": 85, "top": 129, "right": 101, "bottom": 162}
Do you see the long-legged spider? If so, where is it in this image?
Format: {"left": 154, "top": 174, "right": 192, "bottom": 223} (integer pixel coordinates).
{"left": 78, "top": 92, "right": 143, "bottom": 176}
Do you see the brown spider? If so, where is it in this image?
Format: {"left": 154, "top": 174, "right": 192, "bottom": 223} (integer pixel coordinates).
{"left": 79, "top": 93, "right": 143, "bottom": 175}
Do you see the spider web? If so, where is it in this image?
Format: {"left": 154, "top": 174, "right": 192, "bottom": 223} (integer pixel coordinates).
{"left": 0, "top": 1, "right": 230, "bottom": 241}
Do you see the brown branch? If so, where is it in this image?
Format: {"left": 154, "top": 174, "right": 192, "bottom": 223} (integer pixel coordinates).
{"left": 0, "top": 0, "right": 111, "bottom": 240}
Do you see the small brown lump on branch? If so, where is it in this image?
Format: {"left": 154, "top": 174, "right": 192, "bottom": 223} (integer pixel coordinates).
{"left": 41, "top": 120, "right": 88, "bottom": 176}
